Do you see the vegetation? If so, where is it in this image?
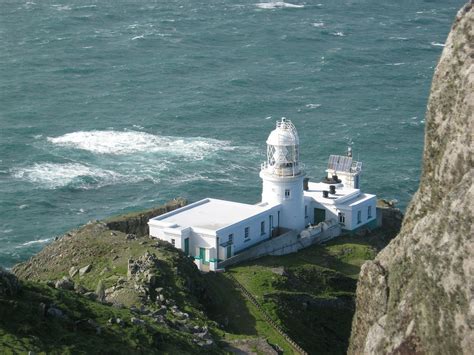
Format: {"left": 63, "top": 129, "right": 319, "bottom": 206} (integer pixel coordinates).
{"left": 203, "top": 233, "right": 394, "bottom": 354}
{"left": 1, "top": 200, "right": 399, "bottom": 354}
{"left": 0, "top": 281, "right": 209, "bottom": 354}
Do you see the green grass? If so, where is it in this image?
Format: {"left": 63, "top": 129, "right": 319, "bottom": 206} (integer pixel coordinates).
{"left": 0, "top": 281, "right": 207, "bottom": 354}
{"left": 202, "top": 234, "right": 382, "bottom": 354}
{"left": 6, "top": 206, "right": 395, "bottom": 354}
{"left": 204, "top": 272, "right": 294, "bottom": 354}
{"left": 6, "top": 222, "right": 224, "bottom": 354}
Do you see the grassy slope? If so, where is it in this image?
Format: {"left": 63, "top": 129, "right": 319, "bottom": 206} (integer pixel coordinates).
{"left": 0, "top": 281, "right": 201, "bottom": 354}
{"left": 5, "top": 221, "right": 223, "bottom": 354}
{"left": 203, "top": 233, "right": 389, "bottom": 354}
{"left": 3, "top": 200, "right": 398, "bottom": 354}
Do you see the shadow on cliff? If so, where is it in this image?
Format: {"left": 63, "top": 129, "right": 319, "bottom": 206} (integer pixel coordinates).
{"left": 202, "top": 273, "right": 258, "bottom": 336}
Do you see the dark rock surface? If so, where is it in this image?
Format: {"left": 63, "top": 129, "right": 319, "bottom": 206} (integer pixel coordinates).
{"left": 0, "top": 267, "right": 21, "bottom": 297}
{"left": 349, "top": 3, "right": 473, "bottom": 354}
{"left": 105, "top": 198, "right": 187, "bottom": 236}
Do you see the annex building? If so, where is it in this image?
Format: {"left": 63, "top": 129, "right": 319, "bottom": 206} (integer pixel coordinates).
{"left": 149, "top": 118, "right": 377, "bottom": 271}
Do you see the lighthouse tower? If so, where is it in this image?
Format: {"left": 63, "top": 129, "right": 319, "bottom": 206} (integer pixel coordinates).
{"left": 260, "top": 118, "right": 306, "bottom": 231}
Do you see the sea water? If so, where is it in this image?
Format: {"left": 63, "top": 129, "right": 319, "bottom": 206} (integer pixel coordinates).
{"left": 0, "top": 0, "right": 464, "bottom": 267}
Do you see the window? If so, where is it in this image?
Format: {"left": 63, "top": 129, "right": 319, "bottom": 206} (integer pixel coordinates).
{"left": 338, "top": 212, "right": 345, "bottom": 225}
{"left": 357, "top": 211, "right": 362, "bottom": 224}
{"left": 368, "top": 206, "right": 372, "bottom": 219}
{"left": 244, "top": 227, "right": 249, "bottom": 239}
{"left": 228, "top": 233, "right": 233, "bottom": 243}
{"left": 285, "top": 189, "right": 291, "bottom": 198}
{"left": 171, "top": 239, "right": 175, "bottom": 247}
{"left": 260, "top": 221, "right": 265, "bottom": 235}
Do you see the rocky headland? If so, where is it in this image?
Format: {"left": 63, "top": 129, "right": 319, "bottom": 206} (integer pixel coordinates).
{"left": 349, "top": 2, "right": 473, "bottom": 354}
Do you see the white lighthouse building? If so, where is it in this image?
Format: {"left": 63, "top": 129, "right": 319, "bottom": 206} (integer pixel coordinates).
{"left": 260, "top": 118, "right": 305, "bottom": 231}
{"left": 149, "top": 118, "right": 377, "bottom": 271}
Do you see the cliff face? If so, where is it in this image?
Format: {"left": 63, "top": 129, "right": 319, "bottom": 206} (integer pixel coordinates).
{"left": 349, "top": 3, "right": 473, "bottom": 354}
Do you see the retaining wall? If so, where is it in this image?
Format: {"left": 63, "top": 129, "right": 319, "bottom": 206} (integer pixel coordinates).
{"left": 219, "top": 221, "right": 341, "bottom": 269}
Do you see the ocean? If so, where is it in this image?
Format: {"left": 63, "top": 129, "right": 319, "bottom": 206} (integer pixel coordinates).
{"left": 0, "top": 0, "right": 464, "bottom": 268}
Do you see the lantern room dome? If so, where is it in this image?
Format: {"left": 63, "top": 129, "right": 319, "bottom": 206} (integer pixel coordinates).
{"left": 266, "top": 117, "right": 299, "bottom": 147}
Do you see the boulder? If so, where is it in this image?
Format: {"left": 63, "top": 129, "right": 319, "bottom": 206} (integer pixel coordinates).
{"left": 0, "top": 267, "right": 20, "bottom": 297}
{"left": 95, "top": 280, "right": 106, "bottom": 302}
{"left": 79, "top": 264, "right": 92, "bottom": 276}
{"left": 47, "top": 307, "right": 65, "bottom": 319}
{"left": 69, "top": 266, "right": 78, "bottom": 278}
{"left": 55, "top": 276, "right": 74, "bottom": 290}
{"left": 131, "top": 317, "right": 145, "bottom": 326}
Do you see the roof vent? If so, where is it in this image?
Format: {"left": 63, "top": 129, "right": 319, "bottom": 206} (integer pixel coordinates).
{"left": 329, "top": 185, "right": 336, "bottom": 194}
{"left": 323, "top": 190, "right": 329, "bottom": 198}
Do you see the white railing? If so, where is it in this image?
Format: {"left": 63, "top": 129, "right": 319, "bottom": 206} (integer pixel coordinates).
{"left": 261, "top": 161, "right": 305, "bottom": 177}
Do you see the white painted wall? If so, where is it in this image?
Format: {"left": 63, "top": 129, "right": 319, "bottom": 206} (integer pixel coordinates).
{"left": 216, "top": 206, "right": 280, "bottom": 255}
{"left": 307, "top": 195, "right": 377, "bottom": 231}
{"left": 260, "top": 173, "right": 305, "bottom": 231}
{"left": 346, "top": 197, "right": 377, "bottom": 230}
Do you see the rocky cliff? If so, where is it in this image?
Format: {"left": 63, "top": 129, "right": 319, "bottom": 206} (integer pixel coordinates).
{"left": 349, "top": 2, "right": 473, "bottom": 354}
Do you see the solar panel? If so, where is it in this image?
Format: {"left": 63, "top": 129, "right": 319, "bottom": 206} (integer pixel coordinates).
{"left": 327, "top": 155, "right": 353, "bottom": 172}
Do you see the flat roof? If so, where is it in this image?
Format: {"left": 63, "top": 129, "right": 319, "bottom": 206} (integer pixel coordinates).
{"left": 149, "top": 198, "right": 278, "bottom": 232}
{"left": 304, "top": 182, "right": 375, "bottom": 206}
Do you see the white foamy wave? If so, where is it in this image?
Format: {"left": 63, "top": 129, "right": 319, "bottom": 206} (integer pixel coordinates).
{"left": 305, "top": 103, "right": 321, "bottom": 109}
{"left": 21, "top": 238, "right": 51, "bottom": 247}
{"left": 389, "top": 36, "right": 408, "bottom": 40}
{"left": 431, "top": 41, "right": 445, "bottom": 47}
{"left": 256, "top": 2, "right": 304, "bottom": 10}
{"left": 11, "top": 163, "right": 123, "bottom": 190}
{"left": 331, "top": 31, "right": 345, "bottom": 37}
{"left": 47, "top": 130, "right": 232, "bottom": 157}
{"left": 312, "top": 22, "right": 325, "bottom": 28}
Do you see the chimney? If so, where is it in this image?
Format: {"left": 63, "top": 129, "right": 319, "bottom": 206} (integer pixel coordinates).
{"left": 323, "top": 190, "right": 329, "bottom": 198}
{"left": 329, "top": 185, "right": 336, "bottom": 194}
{"left": 303, "top": 178, "right": 309, "bottom": 191}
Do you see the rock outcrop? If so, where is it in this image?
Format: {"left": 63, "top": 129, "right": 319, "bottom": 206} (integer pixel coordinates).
{"left": 349, "top": 3, "right": 473, "bottom": 354}
{"left": 0, "top": 267, "right": 21, "bottom": 297}
{"left": 105, "top": 198, "right": 187, "bottom": 236}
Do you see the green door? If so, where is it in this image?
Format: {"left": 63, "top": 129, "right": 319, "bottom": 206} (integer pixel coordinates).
{"left": 184, "top": 238, "right": 189, "bottom": 255}
{"left": 199, "top": 247, "right": 206, "bottom": 261}
{"left": 226, "top": 245, "right": 232, "bottom": 259}
{"left": 314, "top": 208, "right": 326, "bottom": 224}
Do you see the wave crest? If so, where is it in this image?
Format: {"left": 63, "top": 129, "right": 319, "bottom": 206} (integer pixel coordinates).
{"left": 11, "top": 163, "right": 124, "bottom": 190}
{"left": 47, "top": 130, "right": 232, "bottom": 157}
{"left": 256, "top": 2, "right": 304, "bottom": 10}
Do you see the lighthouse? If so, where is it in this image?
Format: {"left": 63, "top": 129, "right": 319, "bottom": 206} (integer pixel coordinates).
{"left": 149, "top": 117, "right": 378, "bottom": 271}
{"left": 259, "top": 118, "right": 306, "bottom": 231}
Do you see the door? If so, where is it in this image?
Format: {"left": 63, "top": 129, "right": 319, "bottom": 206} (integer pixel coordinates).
{"left": 184, "top": 238, "right": 189, "bottom": 255}
{"left": 226, "top": 245, "right": 232, "bottom": 259}
{"left": 314, "top": 208, "right": 326, "bottom": 224}
{"left": 269, "top": 215, "right": 273, "bottom": 237}
{"left": 199, "top": 247, "right": 206, "bottom": 261}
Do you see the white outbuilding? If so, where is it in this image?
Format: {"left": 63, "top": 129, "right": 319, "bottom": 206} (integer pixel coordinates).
{"left": 149, "top": 118, "right": 377, "bottom": 271}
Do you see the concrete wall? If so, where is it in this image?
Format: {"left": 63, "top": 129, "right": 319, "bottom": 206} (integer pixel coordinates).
{"left": 218, "top": 221, "right": 341, "bottom": 269}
